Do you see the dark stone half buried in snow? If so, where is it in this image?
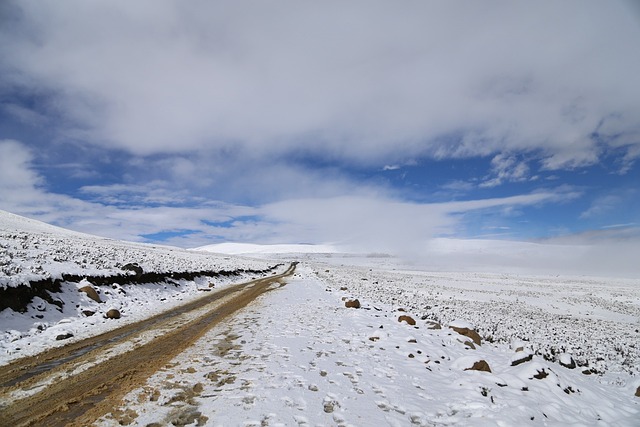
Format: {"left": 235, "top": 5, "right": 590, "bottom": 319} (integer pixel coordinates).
{"left": 56, "top": 333, "right": 74, "bottom": 341}
{"left": 121, "top": 263, "right": 144, "bottom": 278}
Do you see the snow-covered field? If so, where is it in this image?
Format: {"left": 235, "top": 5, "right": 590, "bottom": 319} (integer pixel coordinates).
{"left": 1, "top": 212, "right": 639, "bottom": 425}
{"left": 99, "top": 261, "right": 639, "bottom": 426}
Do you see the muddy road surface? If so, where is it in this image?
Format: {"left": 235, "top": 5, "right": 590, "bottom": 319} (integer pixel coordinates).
{"left": 0, "top": 263, "right": 296, "bottom": 426}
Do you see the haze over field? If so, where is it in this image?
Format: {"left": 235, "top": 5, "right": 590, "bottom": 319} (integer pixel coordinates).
{"left": 1, "top": 1, "right": 639, "bottom": 275}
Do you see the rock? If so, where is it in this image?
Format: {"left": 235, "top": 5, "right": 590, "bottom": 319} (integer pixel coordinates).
{"left": 398, "top": 315, "right": 416, "bottom": 325}
{"left": 122, "top": 263, "right": 143, "bottom": 278}
{"left": 464, "top": 360, "right": 491, "bottom": 373}
{"left": 106, "top": 308, "right": 121, "bottom": 319}
{"left": 79, "top": 285, "right": 101, "bottom": 303}
{"left": 345, "top": 299, "right": 361, "bottom": 309}
{"left": 426, "top": 321, "right": 442, "bottom": 330}
{"left": 340, "top": 286, "right": 348, "bottom": 291}
{"left": 511, "top": 354, "right": 534, "bottom": 366}
{"left": 635, "top": 386, "right": 640, "bottom": 397}
{"left": 82, "top": 310, "right": 95, "bottom": 317}
{"left": 450, "top": 325, "right": 482, "bottom": 346}
{"left": 56, "top": 333, "right": 74, "bottom": 341}
{"left": 559, "top": 354, "right": 576, "bottom": 369}
{"left": 532, "top": 369, "right": 548, "bottom": 380}
{"left": 463, "top": 340, "right": 476, "bottom": 350}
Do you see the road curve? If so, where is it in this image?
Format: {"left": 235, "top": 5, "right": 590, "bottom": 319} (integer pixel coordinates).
{"left": 0, "top": 263, "right": 297, "bottom": 427}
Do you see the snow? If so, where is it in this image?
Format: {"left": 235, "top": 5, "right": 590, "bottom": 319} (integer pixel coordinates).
{"left": 1, "top": 211, "right": 639, "bottom": 425}
{"left": 0, "top": 210, "right": 286, "bottom": 363}
{"left": 98, "top": 263, "right": 639, "bottom": 426}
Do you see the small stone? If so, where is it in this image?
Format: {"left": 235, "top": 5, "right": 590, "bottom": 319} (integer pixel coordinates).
{"left": 559, "top": 354, "right": 576, "bottom": 369}
{"left": 79, "top": 285, "right": 101, "bottom": 303}
{"left": 82, "top": 310, "right": 95, "bottom": 317}
{"left": 106, "top": 308, "right": 121, "bottom": 319}
{"left": 635, "top": 386, "right": 640, "bottom": 397}
{"left": 449, "top": 326, "right": 482, "bottom": 346}
{"left": 56, "top": 333, "right": 74, "bottom": 341}
{"left": 511, "top": 354, "right": 533, "bottom": 366}
{"left": 345, "top": 299, "right": 361, "bottom": 309}
{"left": 464, "top": 360, "right": 491, "bottom": 373}
{"left": 426, "top": 321, "right": 442, "bottom": 330}
{"left": 398, "top": 315, "right": 416, "bottom": 326}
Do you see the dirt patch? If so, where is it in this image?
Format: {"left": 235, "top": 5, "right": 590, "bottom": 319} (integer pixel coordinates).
{"left": 0, "top": 264, "right": 296, "bottom": 427}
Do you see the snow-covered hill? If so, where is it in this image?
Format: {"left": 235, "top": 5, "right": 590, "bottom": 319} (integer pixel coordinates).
{"left": 0, "top": 210, "right": 285, "bottom": 363}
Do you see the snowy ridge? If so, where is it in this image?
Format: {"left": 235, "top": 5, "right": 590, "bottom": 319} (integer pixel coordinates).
{"left": 0, "top": 210, "right": 286, "bottom": 364}
{"left": 0, "top": 210, "right": 277, "bottom": 288}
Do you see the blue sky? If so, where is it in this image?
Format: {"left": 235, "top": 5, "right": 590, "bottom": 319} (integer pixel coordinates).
{"left": 1, "top": 0, "right": 639, "bottom": 257}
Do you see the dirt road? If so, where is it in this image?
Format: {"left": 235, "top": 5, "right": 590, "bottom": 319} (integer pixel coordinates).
{"left": 0, "top": 263, "right": 296, "bottom": 427}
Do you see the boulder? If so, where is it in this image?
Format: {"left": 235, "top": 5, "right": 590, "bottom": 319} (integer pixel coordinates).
{"left": 79, "top": 285, "right": 101, "bottom": 303}
{"left": 106, "top": 308, "right": 121, "bottom": 319}
{"left": 345, "top": 299, "right": 361, "bottom": 309}
{"left": 464, "top": 360, "right": 492, "bottom": 373}
{"left": 450, "top": 325, "right": 482, "bottom": 346}
{"left": 398, "top": 315, "right": 416, "bottom": 326}
{"left": 122, "top": 263, "right": 143, "bottom": 278}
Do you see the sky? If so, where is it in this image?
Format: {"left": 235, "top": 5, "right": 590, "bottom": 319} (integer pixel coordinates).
{"left": 1, "top": 1, "right": 640, "bottom": 259}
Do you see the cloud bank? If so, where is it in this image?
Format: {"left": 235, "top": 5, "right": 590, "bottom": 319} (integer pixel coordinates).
{"left": 2, "top": 1, "right": 639, "bottom": 170}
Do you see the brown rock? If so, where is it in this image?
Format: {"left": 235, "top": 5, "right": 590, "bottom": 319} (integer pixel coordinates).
{"left": 398, "top": 315, "right": 416, "bottom": 326}
{"left": 511, "top": 354, "right": 534, "bottom": 366}
{"left": 635, "top": 386, "right": 640, "bottom": 397}
{"left": 79, "top": 285, "right": 101, "bottom": 303}
{"left": 465, "top": 360, "right": 492, "bottom": 373}
{"left": 426, "top": 321, "right": 442, "bottom": 330}
{"left": 463, "top": 340, "right": 476, "bottom": 350}
{"left": 345, "top": 299, "right": 361, "bottom": 309}
{"left": 82, "top": 310, "right": 95, "bottom": 317}
{"left": 106, "top": 308, "right": 121, "bottom": 319}
{"left": 450, "top": 326, "right": 482, "bottom": 346}
{"left": 340, "top": 286, "right": 348, "bottom": 291}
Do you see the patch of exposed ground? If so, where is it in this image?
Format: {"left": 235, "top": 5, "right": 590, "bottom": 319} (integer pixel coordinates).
{"left": 0, "top": 264, "right": 295, "bottom": 427}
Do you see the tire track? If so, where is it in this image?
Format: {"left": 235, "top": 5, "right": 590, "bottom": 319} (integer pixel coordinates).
{"left": 0, "top": 263, "right": 296, "bottom": 427}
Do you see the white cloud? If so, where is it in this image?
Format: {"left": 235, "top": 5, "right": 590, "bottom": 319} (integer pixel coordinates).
{"left": 480, "top": 153, "right": 531, "bottom": 188}
{"left": 2, "top": 1, "right": 639, "bottom": 170}
{"left": 0, "top": 139, "right": 580, "bottom": 252}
